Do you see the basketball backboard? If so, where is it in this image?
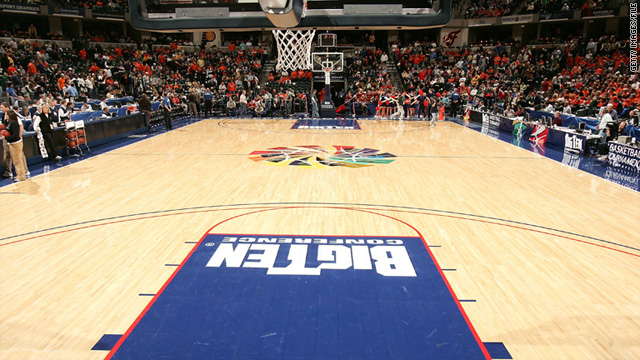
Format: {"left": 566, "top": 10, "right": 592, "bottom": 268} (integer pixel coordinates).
{"left": 312, "top": 52, "right": 344, "bottom": 72}
{"left": 129, "top": 0, "right": 450, "bottom": 32}
{"left": 311, "top": 52, "right": 344, "bottom": 72}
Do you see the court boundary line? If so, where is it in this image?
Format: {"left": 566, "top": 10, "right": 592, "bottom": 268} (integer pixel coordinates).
{"left": 1, "top": 202, "right": 638, "bottom": 257}
{"left": 455, "top": 118, "right": 640, "bottom": 193}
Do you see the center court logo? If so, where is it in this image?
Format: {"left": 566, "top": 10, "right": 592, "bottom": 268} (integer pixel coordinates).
{"left": 249, "top": 145, "right": 396, "bottom": 168}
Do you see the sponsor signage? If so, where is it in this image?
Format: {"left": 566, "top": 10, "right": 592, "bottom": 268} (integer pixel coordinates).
{"left": 313, "top": 73, "right": 344, "bottom": 82}
{"left": 540, "top": 11, "right": 573, "bottom": 21}
{"left": 92, "top": 11, "right": 125, "bottom": 19}
{"left": 106, "top": 233, "right": 492, "bottom": 359}
{"left": 481, "top": 112, "right": 501, "bottom": 130}
{"left": 0, "top": 3, "right": 40, "bottom": 13}
{"left": 481, "top": 112, "right": 501, "bottom": 138}
{"left": 49, "top": 6, "right": 85, "bottom": 17}
{"left": 582, "top": 9, "right": 616, "bottom": 18}
{"left": 468, "top": 18, "right": 492, "bottom": 26}
{"left": 563, "top": 133, "right": 586, "bottom": 153}
{"left": 608, "top": 142, "right": 640, "bottom": 172}
{"left": 501, "top": 14, "right": 534, "bottom": 24}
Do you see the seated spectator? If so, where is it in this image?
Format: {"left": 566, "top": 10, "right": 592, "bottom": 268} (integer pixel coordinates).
{"left": 552, "top": 111, "right": 563, "bottom": 127}
{"left": 80, "top": 102, "right": 92, "bottom": 112}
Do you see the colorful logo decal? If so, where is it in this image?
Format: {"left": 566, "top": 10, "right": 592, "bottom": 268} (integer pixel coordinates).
{"left": 529, "top": 124, "right": 549, "bottom": 156}
{"left": 292, "top": 118, "right": 361, "bottom": 130}
{"left": 249, "top": 145, "right": 396, "bottom": 168}
{"left": 529, "top": 124, "right": 549, "bottom": 144}
{"left": 202, "top": 31, "right": 217, "bottom": 44}
{"left": 443, "top": 29, "right": 462, "bottom": 47}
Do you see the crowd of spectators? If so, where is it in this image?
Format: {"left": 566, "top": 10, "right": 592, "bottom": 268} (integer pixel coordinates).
{"left": 339, "top": 48, "right": 395, "bottom": 116}
{"left": 346, "top": 48, "right": 392, "bottom": 93}
{"left": 11, "top": 0, "right": 128, "bottom": 14}
{"left": 0, "top": 33, "right": 267, "bottom": 123}
{"left": 1, "top": 23, "right": 66, "bottom": 41}
{"left": 522, "top": 0, "right": 613, "bottom": 14}
{"left": 464, "top": 0, "right": 513, "bottom": 19}
{"left": 463, "top": 0, "right": 621, "bottom": 18}
{"left": 2, "top": 27, "right": 639, "bottom": 125}
{"left": 393, "top": 35, "right": 638, "bottom": 122}
{"left": 0, "top": 19, "right": 133, "bottom": 44}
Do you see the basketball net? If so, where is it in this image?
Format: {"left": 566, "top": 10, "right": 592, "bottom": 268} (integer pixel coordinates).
{"left": 272, "top": 29, "right": 316, "bottom": 71}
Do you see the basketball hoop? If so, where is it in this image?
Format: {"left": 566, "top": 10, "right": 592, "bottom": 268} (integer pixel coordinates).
{"left": 272, "top": 29, "right": 316, "bottom": 71}
{"left": 323, "top": 67, "right": 333, "bottom": 84}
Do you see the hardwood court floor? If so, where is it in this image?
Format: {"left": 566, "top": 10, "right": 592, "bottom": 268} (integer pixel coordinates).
{"left": 0, "top": 119, "right": 638, "bottom": 359}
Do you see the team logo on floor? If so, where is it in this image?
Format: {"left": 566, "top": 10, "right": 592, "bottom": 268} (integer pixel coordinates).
{"left": 249, "top": 145, "right": 396, "bottom": 168}
{"left": 105, "top": 234, "right": 496, "bottom": 359}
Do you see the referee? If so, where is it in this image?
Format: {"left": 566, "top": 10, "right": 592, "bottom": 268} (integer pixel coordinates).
{"left": 203, "top": 88, "right": 214, "bottom": 118}
{"left": 162, "top": 92, "right": 172, "bottom": 130}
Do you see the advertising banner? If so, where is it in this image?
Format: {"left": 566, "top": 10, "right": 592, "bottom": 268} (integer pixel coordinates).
{"left": 608, "top": 142, "right": 640, "bottom": 172}
{"left": 0, "top": 3, "right": 40, "bottom": 13}
{"left": 49, "top": 6, "right": 85, "bottom": 17}
{"left": 539, "top": 11, "right": 573, "bottom": 21}
{"left": 501, "top": 15, "right": 534, "bottom": 24}
{"left": 581, "top": 9, "right": 616, "bottom": 18}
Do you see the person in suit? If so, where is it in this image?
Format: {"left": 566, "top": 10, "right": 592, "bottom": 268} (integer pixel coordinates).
{"left": 551, "top": 111, "right": 563, "bottom": 127}
{"left": 33, "top": 105, "right": 62, "bottom": 161}
{"left": 138, "top": 94, "right": 152, "bottom": 129}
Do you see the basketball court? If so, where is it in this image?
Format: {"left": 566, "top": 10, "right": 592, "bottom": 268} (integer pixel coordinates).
{"left": 1, "top": 117, "right": 638, "bottom": 359}
{"left": 1, "top": 0, "right": 639, "bottom": 359}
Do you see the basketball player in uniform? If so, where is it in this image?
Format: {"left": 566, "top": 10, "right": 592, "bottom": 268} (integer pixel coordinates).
{"left": 389, "top": 92, "right": 404, "bottom": 120}
{"left": 417, "top": 90, "right": 426, "bottom": 119}
{"left": 375, "top": 90, "right": 384, "bottom": 119}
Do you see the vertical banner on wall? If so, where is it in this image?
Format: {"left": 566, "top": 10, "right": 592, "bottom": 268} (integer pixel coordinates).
{"left": 440, "top": 28, "right": 467, "bottom": 47}
{"left": 201, "top": 31, "right": 221, "bottom": 48}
